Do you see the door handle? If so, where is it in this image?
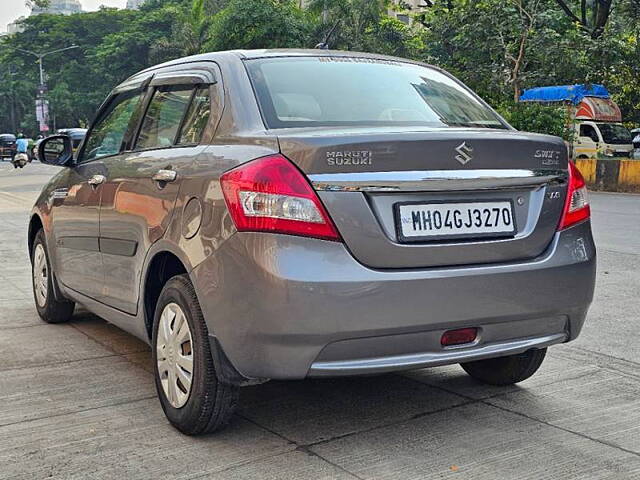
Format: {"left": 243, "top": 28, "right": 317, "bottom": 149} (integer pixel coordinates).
{"left": 88, "top": 174, "right": 106, "bottom": 186}
{"left": 152, "top": 170, "right": 177, "bottom": 183}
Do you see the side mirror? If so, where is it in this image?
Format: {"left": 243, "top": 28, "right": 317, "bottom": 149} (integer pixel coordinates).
{"left": 38, "top": 135, "right": 73, "bottom": 166}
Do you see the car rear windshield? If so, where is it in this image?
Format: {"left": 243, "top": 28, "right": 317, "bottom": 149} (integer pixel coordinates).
{"left": 246, "top": 57, "right": 507, "bottom": 129}
{"left": 597, "top": 123, "right": 632, "bottom": 145}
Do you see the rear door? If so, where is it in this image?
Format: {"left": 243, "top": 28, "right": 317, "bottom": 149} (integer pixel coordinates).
{"left": 99, "top": 65, "right": 217, "bottom": 314}
{"left": 53, "top": 89, "right": 145, "bottom": 299}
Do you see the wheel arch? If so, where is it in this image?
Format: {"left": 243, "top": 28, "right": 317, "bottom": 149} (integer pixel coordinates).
{"left": 142, "top": 248, "right": 190, "bottom": 341}
{"left": 28, "top": 214, "right": 44, "bottom": 261}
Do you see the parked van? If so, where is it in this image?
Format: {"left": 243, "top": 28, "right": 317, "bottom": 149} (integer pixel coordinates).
{"left": 0, "top": 134, "right": 17, "bottom": 160}
{"left": 520, "top": 84, "right": 633, "bottom": 160}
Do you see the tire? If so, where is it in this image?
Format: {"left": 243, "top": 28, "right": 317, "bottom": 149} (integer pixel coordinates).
{"left": 460, "top": 348, "right": 547, "bottom": 386}
{"left": 152, "top": 274, "right": 239, "bottom": 435}
{"left": 31, "top": 229, "right": 75, "bottom": 323}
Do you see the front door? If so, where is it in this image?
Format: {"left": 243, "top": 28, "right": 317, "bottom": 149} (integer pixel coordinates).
{"left": 51, "top": 162, "right": 105, "bottom": 299}
{"left": 576, "top": 123, "right": 600, "bottom": 158}
{"left": 57, "top": 88, "right": 146, "bottom": 300}
{"left": 99, "top": 83, "right": 213, "bottom": 314}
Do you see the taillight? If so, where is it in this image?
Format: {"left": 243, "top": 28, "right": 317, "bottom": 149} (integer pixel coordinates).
{"left": 220, "top": 154, "right": 341, "bottom": 241}
{"left": 559, "top": 161, "right": 590, "bottom": 230}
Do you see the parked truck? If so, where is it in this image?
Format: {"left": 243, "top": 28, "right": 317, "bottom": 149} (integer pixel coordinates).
{"left": 520, "top": 84, "right": 633, "bottom": 160}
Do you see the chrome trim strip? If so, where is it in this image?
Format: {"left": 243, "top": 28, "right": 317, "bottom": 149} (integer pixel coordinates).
{"left": 308, "top": 333, "right": 567, "bottom": 376}
{"left": 310, "top": 169, "right": 566, "bottom": 192}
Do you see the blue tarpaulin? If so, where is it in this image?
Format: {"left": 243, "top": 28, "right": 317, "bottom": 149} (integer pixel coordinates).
{"left": 519, "top": 84, "right": 610, "bottom": 105}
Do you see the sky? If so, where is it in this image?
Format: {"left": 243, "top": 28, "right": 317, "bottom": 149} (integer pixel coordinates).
{"left": 1, "top": 0, "right": 127, "bottom": 32}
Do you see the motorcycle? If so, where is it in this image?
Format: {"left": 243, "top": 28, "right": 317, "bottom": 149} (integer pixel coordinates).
{"left": 11, "top": 153, "right": 29, "bottom": 169}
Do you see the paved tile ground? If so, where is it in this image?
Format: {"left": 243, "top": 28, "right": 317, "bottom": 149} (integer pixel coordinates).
{"left": 0, "top": 162, "right": 639, "bottom": 479}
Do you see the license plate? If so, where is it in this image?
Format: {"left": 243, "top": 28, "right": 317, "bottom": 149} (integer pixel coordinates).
{"left": 396, "top": 200, "right": 516, "bottom": 242}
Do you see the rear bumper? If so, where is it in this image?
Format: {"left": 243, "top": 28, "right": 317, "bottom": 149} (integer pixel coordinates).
{"left": 309, "top": 333, "right": 567, "bottom": 377}
{"left": 191, "top": 220, "right": 595, "bottom": 381}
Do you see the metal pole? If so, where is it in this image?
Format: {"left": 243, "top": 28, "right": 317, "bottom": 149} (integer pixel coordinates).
{"left": 5, "top": 66, "right": 18, "bottom": 133}
{"left": 8, "top": 46, "right": 80, "bottom": 134}
{"left": 10, "top": 86, "right": 16, "bottom": 133}
{"left": 38, "top": 56, "right": 45, "bottom": 87}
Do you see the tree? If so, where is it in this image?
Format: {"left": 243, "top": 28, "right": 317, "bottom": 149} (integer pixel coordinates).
{"left": 206, "top": 0, "right": 313, "bottom": 51}
{"left": 308, "top": 0, "right": 389, "bottom": 50}
{"left": 0, "top": 8, "right": 142, "bottom": 134}
{"left": 501, "top": 0, "right": 546, "bottom": 102}
{"left": 149, "top": 0, "right": 223, "bottom": 63}
{"left": 553, "top": 0, "right": 613, "bottom": 38}
{"left": 0, "top": 0, "right": 637, "bottom": 135}
{"left": 420, "top": 0, "right": 553, "bottom": 103}
{"left": 93, "top": 3, "right": 180, "bottom": 79}
{"left": 363, "top": 16, "right": 425, "bottom": 58}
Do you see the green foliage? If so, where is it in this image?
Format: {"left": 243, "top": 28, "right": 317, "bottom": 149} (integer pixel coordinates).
{"left": 419, "top": 0, "right": 638, "bottom": 127}
{"left": 497, "top": 102, "right": 575, "bottom": 140}
{"left": 361, "top": 16, "right": 425, "bottom": 58}
{"left": 207, "top": 0, "right": 313, "bottom": 51}
{"left": 149, "top": 0, "right": 220, "bottom": 63}
{"left": 92, "top": 6, "right": 176, "bottom": 82}
{"left": 0, "top": 0, "right": 637, "bottom": 136}
{"left": 308, "top": 0, "right": 389, "bottom": 50}
{"left": 552, "top": 0, "right": 615, "bottom": 39}
{"left": 0, "top": 8, "right": 140, "bottom": 135}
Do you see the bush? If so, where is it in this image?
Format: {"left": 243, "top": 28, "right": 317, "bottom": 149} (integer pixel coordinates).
{"left": 497, "top": 102, "right": 574, "bottom": 141}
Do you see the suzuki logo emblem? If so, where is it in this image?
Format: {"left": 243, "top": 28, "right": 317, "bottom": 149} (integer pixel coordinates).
{"left": 455, "top": 142, "right": 473, "bottom": 165}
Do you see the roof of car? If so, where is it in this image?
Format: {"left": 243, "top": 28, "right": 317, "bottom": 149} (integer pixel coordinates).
{"left": 230, "top": 49, "right": 414, "bottom": 61}
{"left": 133, "top": 49, "right": 437, "bottom": 78}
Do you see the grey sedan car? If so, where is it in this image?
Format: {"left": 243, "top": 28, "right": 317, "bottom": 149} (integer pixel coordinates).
{"left": 31, "top": 49, "right": 596, "bottom": 435}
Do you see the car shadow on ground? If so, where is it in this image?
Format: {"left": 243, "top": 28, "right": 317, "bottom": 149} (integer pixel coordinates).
{"left": 68, "top": 310, "right": 528, "bottom": 445}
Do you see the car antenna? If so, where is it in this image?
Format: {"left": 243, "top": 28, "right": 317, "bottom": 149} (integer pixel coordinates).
{"left": 315, "top": 20, "right": 340, "bottom": 50}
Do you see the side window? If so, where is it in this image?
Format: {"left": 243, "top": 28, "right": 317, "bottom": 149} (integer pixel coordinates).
{"left": 136, "top": 86, "right": 193, "bottom": 150}
{"left": 81, "top": 91, "right": 143, "bottom": 162}
{"left": 580, "top": 124, "right": 599, "bottom": 142}
{"left": 177, "top": 87, "right": 211, "bottom": 145}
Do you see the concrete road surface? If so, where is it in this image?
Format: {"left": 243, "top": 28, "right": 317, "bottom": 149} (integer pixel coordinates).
{"left": 0, "top": 161, "right": 639, "bottom": 479}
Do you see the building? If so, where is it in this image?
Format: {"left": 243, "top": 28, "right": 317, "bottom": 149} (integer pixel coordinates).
{"left": 30, "top": 0, "right": 83, "bottom": 15}
{"left": 390, "top": 0, "right": 429, "bottom": 24}
{"left": 7, "top": 17, "right": 26, "bottom": 34}
{"left": 126, "top": 0, "right": 147, "bottom": 9}
{"left": 6, "top": 1, "right": 82, "bottom": 33}
{"left": 300, "top": 0, "right": 428, "bottom": 25}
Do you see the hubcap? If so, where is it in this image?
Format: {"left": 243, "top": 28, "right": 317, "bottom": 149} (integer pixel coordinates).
{"left": 156, "top": 303, "right": 194, "bottom": 408}
{"left": 33, "top": 244, "right": 48, "bottom": 308}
